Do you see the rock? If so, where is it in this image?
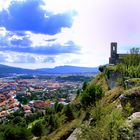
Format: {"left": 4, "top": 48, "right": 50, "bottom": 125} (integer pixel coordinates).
{"left": 120, "top": 87, "right": 140, "bottom": 112}
{"left": 125, "top": 78, "right": 140, "bottom": 89}
{"left": 67, "top": 128, "right": 81, "bottom": 140}
{"left": 126, "top": 112, "right": 140, "bottom": 140}
{"left": 107, "top": 70, "right": 123, "bottom": 89}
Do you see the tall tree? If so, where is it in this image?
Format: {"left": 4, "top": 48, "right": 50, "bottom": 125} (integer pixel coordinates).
{"left": 31, "top": 121, "right": 43, "bottom": 138}
{"left": 123, "top": 47, "right": 140, "bottom": 67}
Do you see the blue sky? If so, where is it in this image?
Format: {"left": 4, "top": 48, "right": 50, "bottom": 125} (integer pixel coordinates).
{"left": 0, "top": 0, "right": 140, "bottom": 69}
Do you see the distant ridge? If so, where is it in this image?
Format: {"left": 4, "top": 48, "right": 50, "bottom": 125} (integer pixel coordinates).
{"left": 0, "top": 64, "right": 35, "bottom": 74}
{"left": 36, "top": 65, "right": 99, "bottom": 74}
{"left": 0, "top": 64, "right": 99, "bottom": 75}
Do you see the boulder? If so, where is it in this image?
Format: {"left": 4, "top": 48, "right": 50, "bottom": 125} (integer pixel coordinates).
{"left": 120, "top": 87, "right": 140, "bottom": 112}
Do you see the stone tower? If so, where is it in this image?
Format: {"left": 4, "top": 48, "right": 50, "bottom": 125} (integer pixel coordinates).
{"left": 109, "top": 42, "right": 118, "bottom": 64}
{"left": 111, "top": 42, "right": 117, "bottom": 57}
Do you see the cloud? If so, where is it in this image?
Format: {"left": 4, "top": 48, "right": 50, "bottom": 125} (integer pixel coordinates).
{"left": 0, "top": 51, "right": 56, "bottom": 64}
{"left": 0, "top": 29, "right": 80, "bottom": 55}
{"left": 10, "top": 37, "right": 32, "bottom": 46}
{"left": 14, "top": 55, "right": 36, "bottom": 63}
{"left": 0, "top": 41, "right": 79, "bottom": 55}
{"left": 0, "top": 54, "right": 7, "bottom": 62}
{"left": 0, "top": 52, "right": 36, "bottom": 63}
{"left": 0, "top": 0, "right": 75, "bottom": 35}
{"left": 43, "top": 57, "right": 55, "bottom": 63}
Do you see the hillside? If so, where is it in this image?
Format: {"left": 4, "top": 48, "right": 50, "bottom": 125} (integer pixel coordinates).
{"left": 37, "top": 65, "right": 99, "bottom": 74}
{"left": 73, "top": 62, "right": 140, "bottom": 140}
{"left": 41, "top": 62, "right": 140, "bottom": 140}
{"left": 0, "top": 64, "right": 35, "bottom": 75}
{"left": 0, "top": 62, "right": 140, "bottom": 140}
{"left": 0, "top": 64, "right": 98, "bottom": 76}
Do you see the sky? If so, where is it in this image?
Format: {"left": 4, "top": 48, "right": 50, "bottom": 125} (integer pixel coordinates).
{"left": 0, "top": 0, "right": 140, "bottom": 69}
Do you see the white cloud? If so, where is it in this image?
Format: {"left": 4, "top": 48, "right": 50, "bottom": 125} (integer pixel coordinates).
{"left": 0, "top": 27, "right": 7, "bottom": 36}
{"left": 42, "top": 0, "right": 76, "bottom": 14}
{"left": 1, "top": 0, "right": 140, "bottom": 68}
{"left": 0, "top": 0, "right": 11, "bottom": 11}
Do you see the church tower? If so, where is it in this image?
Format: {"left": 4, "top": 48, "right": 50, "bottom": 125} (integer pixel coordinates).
{"left": 109, "top": 42, "right": 118, "bottom": 64}
{"left": 111, "top": 42, "right": 117, "bottom": 57}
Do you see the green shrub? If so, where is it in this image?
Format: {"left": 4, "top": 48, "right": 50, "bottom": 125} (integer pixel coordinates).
{"left": 3, "top": 125, "right": 32, "bottom": 140}
{"left": 80, "top": 103, "right": 125, "bottom": 140}
{"left": 31, "top": 121, "right": 43, "bottom": 137}
{"left": 80, "top": 84, "right": 103, "bottom": 107}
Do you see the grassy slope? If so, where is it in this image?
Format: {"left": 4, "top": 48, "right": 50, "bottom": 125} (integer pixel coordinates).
{"left": 41, "top": 111, "right": 86, "bottom": 140}
{"left": 40, "top": 72, "right": 126, "bottom": 140}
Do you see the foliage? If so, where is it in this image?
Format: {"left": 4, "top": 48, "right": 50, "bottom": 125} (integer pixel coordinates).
{"left": 103, "top": 87, "right": 124, "bottom": 104}
{"left": 25, "top": 112, "right": 43, "bottom": 124}
{"left": 54, "top": 102, "right": 64, "bottom": 113}
{"left": 12, "top": 116, "right": 27, "bottom": 127}
{"left": 122, "top": 47, "right": 140, "bottom": 67}
{"left": 80, "top": 102, "right": 125, "bottom": 140}
{"left": 63, "top": 104, "right": 75, "bottom": 121}
{"left": 31, "top": 121, "right": 43, "bottom": 137}
{"left": 82, "top": 81, "right": 88, "bottom": 91}
{"left": 91, "top": 73, "right": 109, "bottom": 92}
{"left": 80, "top": 84, "right": 103, "bottom": 107}
{"left": 45, "top": 107, "right": 55, "bottom": 115}
{"left": 99, "top": 65, "right": 106, "bottom": 72}
{"left": 1, "top": 125, "right": 32, "bottom": 140}
{"left": 123, "top": 102, "right": 134, "bottom": 117}
{"left": 44, "top": 112, "right": 86, "bottom": 140}
{"left": 56, "top": 75, "right": 93, "bottom": 82}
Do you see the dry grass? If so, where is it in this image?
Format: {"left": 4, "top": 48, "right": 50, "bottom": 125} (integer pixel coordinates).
{"left": 90, "top": 73, "right": 109, "bottom": 93}
{"left": 128, "top": 78, "right": 140, "bottom": 83}
{"left": 103, "top": 87, "right": 124, "bottom": 104}
{"left": 41, "top": 111, "right": 86, "bottom": 140}
{"left": 124, "top": 86, "right": 140, "bottom": 96}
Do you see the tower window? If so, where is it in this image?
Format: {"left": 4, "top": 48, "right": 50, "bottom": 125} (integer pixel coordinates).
{"left": 113, "top": 46, "right": 115, "bottom": 51}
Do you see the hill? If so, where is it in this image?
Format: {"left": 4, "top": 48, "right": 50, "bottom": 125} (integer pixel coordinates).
{"left": 0, "top": 64, "right": 35, "bottom": 75}
{"left": 37, "top": 65, "right": 99, "bottom": 74}
{"left": 0, "top": 64, "right": 99, "bottom": 76}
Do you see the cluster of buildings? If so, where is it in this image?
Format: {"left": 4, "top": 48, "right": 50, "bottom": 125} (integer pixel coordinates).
{"left": 0, "top": 77, "right": 81, "bottom": 121}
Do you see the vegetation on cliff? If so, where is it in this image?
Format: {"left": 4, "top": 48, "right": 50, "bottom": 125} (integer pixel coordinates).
{"left": 77, "top": 48, "right": 140, "bottom": 140}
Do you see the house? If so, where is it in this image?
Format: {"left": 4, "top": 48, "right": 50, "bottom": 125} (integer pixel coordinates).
{"left": 22, "top": 105, "right": 31, "bottom": 110}
{"left": 0, "top": 94, "right": 6, "bottom": 103}
{"left": 33, "top": 100, "right": 49, "bottom": 109}
{"left": 24, "top": 110, "right": 32, "bottom": 117}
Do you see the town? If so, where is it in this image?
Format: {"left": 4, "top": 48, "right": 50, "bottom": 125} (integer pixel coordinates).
{"left": 0, "top": 74, "right": 93, "bottom": 122}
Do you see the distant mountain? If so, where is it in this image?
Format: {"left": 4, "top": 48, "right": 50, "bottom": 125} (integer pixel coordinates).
{"left": 0, "top": 64, "right": 99, "bottom": 76}
{"left": 37, "top": 65, "right": 99, "bottom": 74}
{"left": 0, "top": 64, "right": 35, "bottom": 75}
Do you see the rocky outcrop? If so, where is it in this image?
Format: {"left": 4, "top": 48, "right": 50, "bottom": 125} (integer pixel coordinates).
{"left": 107, "top": 79, "right": 118, "bottom": 90}
{"left": 125, "top": 78, "right": 140, "bottom": 89}
{"left": 107, "top": 70, "right": 123, "bottom": 89}
{"left": 118, "top": 112, "right": 140, "bottom": 140}
{"left": 120, "top": 87, "right": 140, "bottom": 112}
{"left": 126, "top": 112, "right": 140, "bottom": 139}
{"left": 66, "top": 128, "right": 81, "bottom": 140}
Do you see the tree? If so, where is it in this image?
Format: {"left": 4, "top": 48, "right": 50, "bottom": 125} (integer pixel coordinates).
{"left": 82, "top": 81, "right": 88, "bottom": 91}
{"left": 54, "top": 102, "right": 64, "bottom": 113}
{"left": 81, "top": 84, "right": 103, "bottom": 107}
{"left": 48, "top": 114, "right": 59, "bottom": 132}
{"left": 3, "top": 125, "right": 31, "bottom": 140}
{"left": 45, "top": 107, "right": 55, "bottom": 115}
{"left": 63, "top": 104, "right": 74, "bottom": 121}
{"left": 31, "top": 121, "right": 43, "bottom": 137}
{"left": 12, "top": 116, "right": 26, "bottom": 127}
{"left": 123, "top": 47, "right": 140, "bottom": 67}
